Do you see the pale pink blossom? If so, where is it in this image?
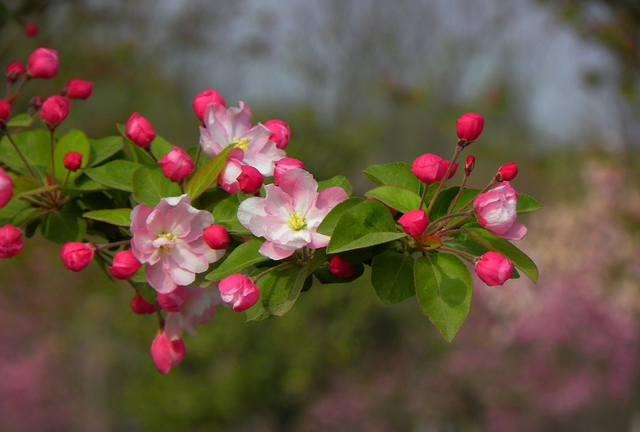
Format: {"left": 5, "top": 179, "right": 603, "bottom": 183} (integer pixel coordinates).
{"left": 199, "top": 101, "right": 285, "bottom": 176}
{"left": 164, "top": 284, "right": 222, "bottom": 338}
{"left": 238, "top": 169, "right": 348, "bottom": 260}
{"left": 473, "top": 182, "right": 527, "bottom": 241}
{"left": 130, "top": 194, "right": 224, "bottom": 294}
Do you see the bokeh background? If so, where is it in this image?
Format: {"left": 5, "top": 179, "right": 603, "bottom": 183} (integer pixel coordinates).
{"left": 2, "top": 0, "right": 640, "bottom": 431}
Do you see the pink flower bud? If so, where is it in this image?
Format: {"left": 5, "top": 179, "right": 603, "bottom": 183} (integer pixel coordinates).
{"left": 0, "top": 168, "right": 13, "bottom": 208}
{"left": 192, "top": 89, "right": 226, "bottom": 122}
{"left": 475, "top": 252, "right": 513, "bottom": 286}
{"left": 156, "top": 285, "right": 187, "bottom": 312}
{"left": 108, "top": 250, "right": 142, "bottom": 280}
{"left": 157, "top": 145, "right": 194, "bottom": 182}
{"left": 441, "top": 160, "right": 458, "bottom": 179}
{"left": 40, "top": 95, "right": 70, "bottom": 128}
{"left": 29, "top": 95, "right": 43, "bottom": 111}
{"left": 0, "top": 225, "right": 23, "bottom": 259}
{"left": 411, "top": 154, "right": 447, "bottom": 184}
{"left": 131, "top": 294, "right": 156, "bottom": 315}
{"left": 366, "top": 197, "right": 398, "bottom": 218}
{"left": 0, "top": 100, "right": 10, "bottom": 124}
{"left": 125, "top": 112, "right": 155, "bottom": 148}
{"left": 237, "top": 165, "right": 263, "bottom": 194}
{"left": 329, "top": 255, "right": 353, "bottom": 278}
{"left": 274, "top": 158, "right": 305, "bottom": 186}
{"left": 496, "top": 162, "right": 517, "bottom": 182}
{"left": 64, "top": 78, "right": 93, "bottom": 100}
{"left": 150, "top": 331, "right": 185, "bottom": 374}
{"left": 219, "top": 274, "right": 259, "bottom": 312}
{"left": 398, "top": 210, "right": 430, "bottom": 237}
{"left": 203, "top": 225, "right": 230, "bottom": 250}
{"left": 473, "top": 182, "right": 527, "bottom": 241}
{"left": 27, "top": 48, "right": 59, "bottom": 79}
{"left": 6, "top": 61, "right": 25, "bottom": 83}
{"left": 60, "top": 242, "right": 95, "bottom": 272}
{"left": 464, "top": 155, "right": 475, "bottom": 177}
{"left": 264, "top": 119, "right": 290, "bottom": 150}
{"left": 456, "top": 113, "right": 484, "bottom": 143}
{"left": 24, "top": 22, "right": 38, "bottom": 37}
{"left": 63, "top": 151, "right": 83, "bottom": 172}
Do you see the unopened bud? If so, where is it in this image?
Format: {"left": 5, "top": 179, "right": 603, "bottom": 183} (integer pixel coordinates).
{"left": 109, "top": 250, "right": 142, "bottom": 280}
{"left": 237, "top": 165, "right": 263, "bottom": 194}
{"left": 125, "top": 112, "right": 155, "bottom": 148}
{"left": 329, "top": 255, "right": 353, "bottom": 278}
{"left": 0, "top": 100, "right": 10, "bottom": 124}
{"left": 203, "top": 225, "right": 230, "bottom": 250}
{"left": 27, "top": 48, "right": 59, "bottom": 79}
{"left": 63, "top": 151, "right": 83, "bottom": 172}
{"left": 131, "top": 294, "right": 156, "bottom": 315}
{"left": 23, "top": 22, "right": 38, "bottom": 37}
{"left": 0, "top": 224, "right": 23, "bottom": 259}
{"left": 456, "top": 113, "right": 484, "bottom": 145}
{"left": 398, "top": 210, "right": 430, "bottom": 237}
{"left": 264, "top": 119, "right": 290, "bottom": 150}
{"left": 193, "top": 89, "right": 225, "bottom": 122}
{"left": 274, "top": 158, "right": 304, "bottom": 186}
{"left": 0, "top": 168, "right": 13, "bottom": 209}
{"left": 464, "top": 155, "right": 475, "bottom": 177}
{"left": 6, "top": 61, "right": 26, "bottom": 83}
{"left": 64, "top": 78, "right": 93, "bottom": 100}
{"left": 40, "top": 95, "right": 70, "bottom": 128}
{"left": 29, "top": 96, "right": 43, "bottom": 112}
{"left": 157, "top": 145, "right": 194, "bottom": 182}
{"left": 496, "top": 162, "right": 517, "bottom": 182}
{"left": 156, "top": 285, "right": 187, "bottom": 312}
{"left": 60, "top": 242, "right": 95, "bottom": 272}
{"left": 150, "top": 331, "right": 185, "bottom": 374}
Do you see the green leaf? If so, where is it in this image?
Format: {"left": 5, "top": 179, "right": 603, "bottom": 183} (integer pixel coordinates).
{"left": 428, "top": 186, "right": 460, "bottom": 221}
{"left": 517, "top": 193, "right": 543, "bottom": 213}
{"left": 363, "top": 162, "right": 421, "bottom": 195}
{"left": 317, "top": 175, "right": 352, "bottom": 196}
{"left": 0, "top": 129, "right": 50, "bottom": 179}
{"left": 84, "top": 160, "right": 142, "bottom": 192}
{"left": 149, "top": 136, "right": 174, "bottom": 160}
{"left": 258, "top": 264, "right": 309, "bottom": 316}
{"left": 462, "top": 226, "right": 538, "bottom": 283}
{"left": 245, "top": 297, "right": 270, "bottom": 322}
{"left": 16, "top": 184, "right": 58, "bottom": 199}
{"left": 135, "top": 282, "right": 157, "bottom": 305}
{"left": 40, "top": 201, "right": 87, "bottom": 244}
{"left": 89, "top": 136, "right": 124, "bottom": 166}
{"left": 365, "top": 185, "right": 421, "bottom": 213}
{"left": 450, "top": 189, "right": 480, "bottom": 213}
{"left": 316, "top": 197, "right": 364, "bottom": 236}
{"left": 83, "top": 209, "right": 132, "bottom": 227}
{"left": 185, "top": 146, "right": 232, "bottom": 200}
{"left": 54, "top": 130, "right": 91, "bottom": 183}
{"left": 211, "top": 194, "right": 247, "bottom": 233}
{"left": 6, "top": 113, "right": 34, "bottom": 129}
{"left": 12, "top": 175, "right": 41, "bottom": 196}
{"left": 442, "top": 237, "right": 489, "bottom": 263}
{"left": 59, "top": 175, "right": 109, "bottom": 197}
{"left": 0, "top": 197, "right": 30, "bottom": 226}
{"left": 326, "top": 199, "right": 406, "bottom": 254}
{"left": 132, "top": 165, "right": 181, "bottom": 207}
{"left": 371, "top": 251, "right": 416, "bottom": 305}
{"left": 414, "top": 253, "right": 473, "bottom": 342}
{"left": 206, "top": 240, "right": 269, "bottom": 281}
{"left": 313, "top": 260, "right": 365, "bottom": 284}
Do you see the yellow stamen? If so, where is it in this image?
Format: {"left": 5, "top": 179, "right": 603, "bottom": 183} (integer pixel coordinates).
{"left": 287, "top": 213, "right": 307, "bottom": 231}
{"left": 231, "top": 137, "right": 250, "bottom": 152}
{"left": 157, "top": 232, "right": 178, "bottom": 250}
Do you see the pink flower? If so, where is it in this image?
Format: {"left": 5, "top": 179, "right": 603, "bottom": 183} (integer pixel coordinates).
{"left": 40, "top": 95, "right": 70, "bottom": 128}
{"left": 130, "top": 294, "right": 156, "bottom": 315}
{"left": 264, "top": 119, "right": 291, "bottom": 150}
{"left": 496, "top": 162, "right": 518, "bottom": 182}
{"left": 192, "top": 89, "right": 225, "bottom": 122}
{"left": 0, "top": 168, "right": 13, "bottom": 208}
{"left": 398, "top": 210, "right": 430, "bottom": 237}
{"left": 238, "top": 169, "right": 349, "bottom": 260}
{"left": 218, "top": 275, "right": 259, "bottom": 312}
{"left": 0, "top": 225, "right": 23, "bottom": 259}
{"left": 456, "top": 113, "right": 484, "bottom": 143}
{"left": 218, "top": 158, "right": 263, "bottom": 194}
{"left": 203, "top": 225, "right": 230, "bottom": 250}
{"left": 199, "top": 101, "right": 285, "bottom": 176}
{"left": 475, "top": 252, "right": 513, "bottom": 286}
{"left": 473, "top": 182, "right": 527, "bottom": 241}
{"left": 329, "top": 255, "right": 353, "bottom": 278}
{"left": 130, "top": 194, "right": 224, "bottom": 294}
{"left": 27, "top": 48, "right": 59, "bottom": 79}
{"left": 64, "top": 78, "right": 93, "bottom": 100}
{"left": 108, "top": 250, "right": 142, "bottom": 280}
{"left": 157, "top": 145, "right": 194, "bottom": 182}
{"left": 60, "top": 242, "right": 95, "bottom": 271}
{"left": 6, "top": 61, "right": 25, "bottom": 83}
{"left": 150, "top": 331, "right": 185, "bottom": 374}
{"left": 125, "top": 112, "right": 155, "bottom": 148}
{"left": 157, "top": 285, "right": 188, "bottom": 312}
{"left": 164, "top": 284, "right": 222, "bottom": 338}
{"left": 274, "top": 158, "right": 305, "bottom": 186}
{"left": 411, "top": 154, "right": 447, "bottom": 184}
{"left": 63, "top": 151, "right": 83, "bottom": 172}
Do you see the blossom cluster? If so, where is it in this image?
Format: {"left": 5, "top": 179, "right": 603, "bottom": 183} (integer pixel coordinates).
{"left": 0, "top": 43, "right": 540, "bottom": 374}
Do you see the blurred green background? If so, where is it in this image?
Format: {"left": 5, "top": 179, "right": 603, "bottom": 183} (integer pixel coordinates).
{"left": 2, "top": 0, "right": 640, "bottom": 431}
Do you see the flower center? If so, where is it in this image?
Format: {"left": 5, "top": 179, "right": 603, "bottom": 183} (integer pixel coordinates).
{"left": 157, "top": 232, "right": 178, "bottom": 250}
{"left": 287, "top": 213, "right": 307, "bottom": 231}
{"left": 231, "top": 137, "right": 250, "bottom": 152}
